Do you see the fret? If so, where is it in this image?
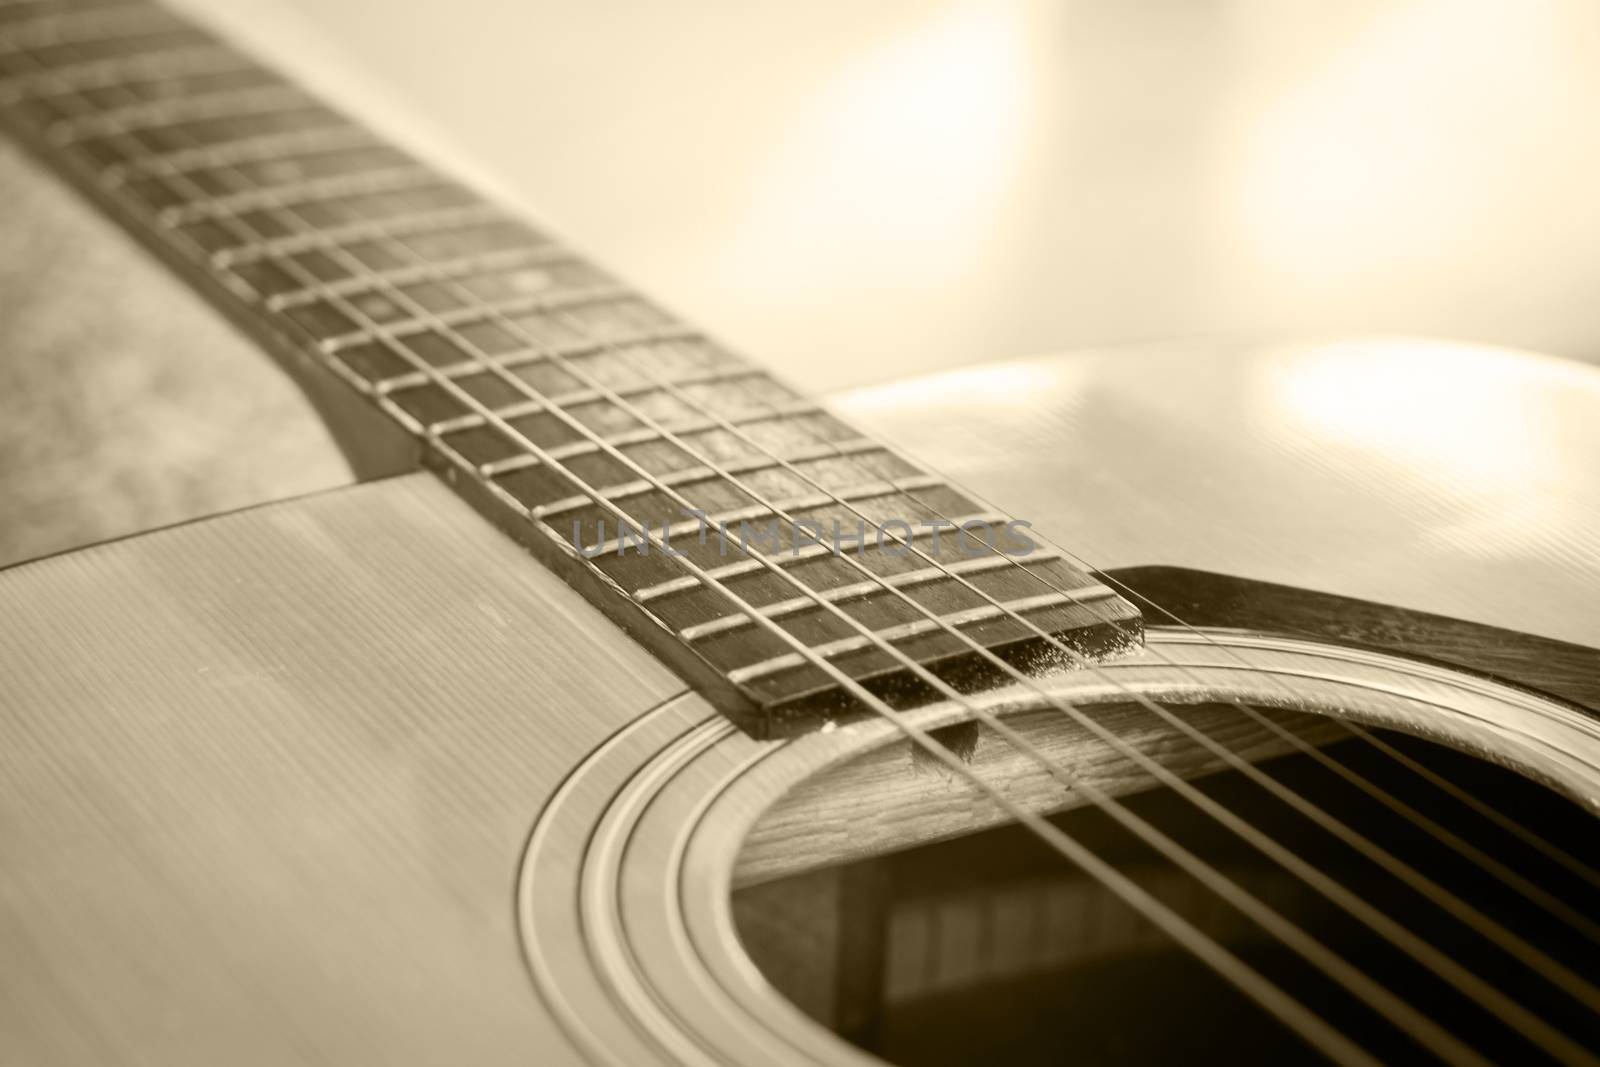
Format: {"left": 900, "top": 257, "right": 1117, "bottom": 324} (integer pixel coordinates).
{"left": 0, "top": 0, "right": 1142, "bottom": 734}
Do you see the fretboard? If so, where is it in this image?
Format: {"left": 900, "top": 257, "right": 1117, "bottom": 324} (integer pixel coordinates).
{"left": 0, "top": 0, "right": 1142, "bottom": 735}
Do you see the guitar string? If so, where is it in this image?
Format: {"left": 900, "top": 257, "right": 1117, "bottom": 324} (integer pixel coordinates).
{"left": 586, "top": 332, "right": 1600, "bottom": 939}
{"left": 28, "top": 29, "right": 1587, "bottom": 1062}
{"left": 0, "top": 31, "right": 1536, "bottom": 1067}
{"left": 28, "top": 20, "right": 1600, "bottom": 940}
{"left": 206, "top": 170, "right": 1600, "bottom": 1065}
{"left": 8, "top": 14, "right": 1592, "bottom": 1064}
{"left": 463, "top": 304, "right": 1600, "bottom": 1055}
{"left": 672, "top": 366, "right": 1600, "bottom": 950}
{"left": 1086, "top": 570, "right": 1600, "bottom": 893}
{"left": 48, "top": 72, "right": 1467, "bottom": 1067}
{"left": 1057, "top": 566, "right": 1600, "bottom": 925}
{"left": 9, "top": 58, "right": 1385, "bottom": 1067}
{"left": 602, "top": 330, "right": 1600, "bottom": 947}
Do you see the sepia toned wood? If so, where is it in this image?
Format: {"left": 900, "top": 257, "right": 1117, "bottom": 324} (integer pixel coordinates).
{"left": 1, "top": 4, "right": 1598, "bottom": 1064}
{"left": 0, "top": 473, "right": 684, "bottom": 1067}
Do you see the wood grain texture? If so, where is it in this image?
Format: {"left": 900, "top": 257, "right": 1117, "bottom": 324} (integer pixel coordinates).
{"left": 0, "top": 473, "right": 684, "bottom": 1067}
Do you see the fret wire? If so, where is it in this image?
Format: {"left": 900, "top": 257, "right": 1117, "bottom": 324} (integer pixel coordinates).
{"left": 6, "top": 10, "right": 1568, "bottom": 1062}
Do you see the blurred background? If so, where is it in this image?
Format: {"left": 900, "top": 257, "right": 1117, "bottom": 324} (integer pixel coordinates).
{"left": 5, "top": 0, "right": 1600, "bottom": 563}
{"left": 187, "top": 0, "right": 1600, "bottom": 391}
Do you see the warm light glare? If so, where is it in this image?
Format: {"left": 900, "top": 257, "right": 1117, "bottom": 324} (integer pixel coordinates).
{"left": 1267, "top": 339, "right": 1597, "bottom": 560}
{"left": 1235, "top": 1, "right": 1569, "bottom": 284}
{"left": 725, "top": 4, "right": 1027, "bottom": 296}
{"left": 837, "top": 359, "right": 1080, "bottom": 416}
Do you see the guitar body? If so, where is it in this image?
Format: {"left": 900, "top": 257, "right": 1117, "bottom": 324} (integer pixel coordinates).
{"left": 4, "top": 4, "right": 1598, "bottom": 1062}
{"left": 3, "top": 340, "right": 1597, "bottom": 1065}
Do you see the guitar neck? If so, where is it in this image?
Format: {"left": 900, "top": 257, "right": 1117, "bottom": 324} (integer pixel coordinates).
{"left": 0, "top": 0, "right": 1141, "bottom": 734}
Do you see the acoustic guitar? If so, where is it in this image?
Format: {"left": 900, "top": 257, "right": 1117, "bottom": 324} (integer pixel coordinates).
{"left": 2, "top": 3, "right": 1598, "bottom": 1065}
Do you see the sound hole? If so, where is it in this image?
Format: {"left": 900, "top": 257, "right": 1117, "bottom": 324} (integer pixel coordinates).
{"left": 732, "top": 706, "right": 1600, "bottom": 1066}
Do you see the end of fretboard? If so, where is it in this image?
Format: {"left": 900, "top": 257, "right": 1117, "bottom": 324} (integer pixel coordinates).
{"left": 726, "top": 593, "right": 1146, "bottom": 740}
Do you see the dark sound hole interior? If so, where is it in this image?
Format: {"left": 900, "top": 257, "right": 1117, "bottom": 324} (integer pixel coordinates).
{"left": 732, "top": 717, "right": 1600, "bottom": 1066}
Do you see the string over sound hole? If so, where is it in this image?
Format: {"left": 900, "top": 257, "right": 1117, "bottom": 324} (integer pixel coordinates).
{"left": 733, "top": 706, "right": 1600, "bottom": 1067}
